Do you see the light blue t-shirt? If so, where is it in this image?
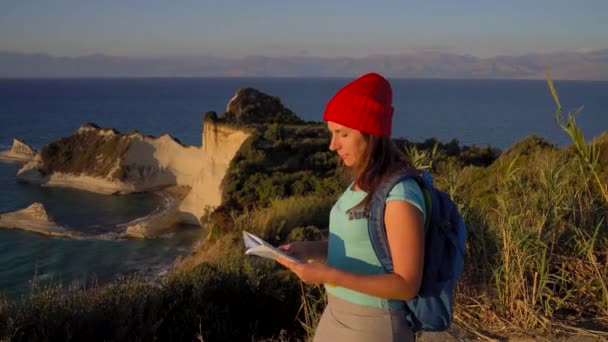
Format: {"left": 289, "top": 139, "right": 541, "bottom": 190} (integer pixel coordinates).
{"left": 325, "top": 178, "right": 426, "bottom": 309}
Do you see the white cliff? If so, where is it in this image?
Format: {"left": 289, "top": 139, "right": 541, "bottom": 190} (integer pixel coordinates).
{"left": 121, "top": 133, "right": 204, "bottom": 189}
{"left": 14, "top": 119, "right": 251, "bottom": 229}
{"left": 178, "top": 119, "right": 251, "bottom": 225}
{"left": 16, "top": 126, "right": 205, "bottom": 195}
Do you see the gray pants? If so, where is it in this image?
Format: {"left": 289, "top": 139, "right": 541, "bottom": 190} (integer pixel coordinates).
{"left": 313, "top": 293, "right": 414, "bottom": 342}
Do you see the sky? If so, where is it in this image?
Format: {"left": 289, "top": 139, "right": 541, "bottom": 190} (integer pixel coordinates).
{"left": 1, "top": 0, "right": 607, "bottom": 58}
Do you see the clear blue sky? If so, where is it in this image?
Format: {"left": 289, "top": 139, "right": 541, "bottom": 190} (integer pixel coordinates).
{"left": 1, "top": 0, "right": 607, "bottom": 58}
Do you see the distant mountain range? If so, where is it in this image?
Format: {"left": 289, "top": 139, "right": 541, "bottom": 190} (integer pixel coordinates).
{"left": 1, "top": 49, "right": 608, "bottom": 79}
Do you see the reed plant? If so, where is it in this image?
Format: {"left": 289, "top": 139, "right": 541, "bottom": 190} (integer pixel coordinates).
{"left": 450, "top": 74, "right": 608, "bottom": 338}
{"left": 297, "top": 284, "right": 326, "bottom": 342}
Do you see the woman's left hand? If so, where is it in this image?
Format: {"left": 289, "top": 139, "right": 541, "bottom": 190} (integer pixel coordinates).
{"left": 276, "top": 256, "right": 335, "bottom": 285}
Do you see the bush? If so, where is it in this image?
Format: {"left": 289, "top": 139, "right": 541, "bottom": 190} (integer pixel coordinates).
{"left": 231, "top": 194, "right": 335, "bottom": 245}
{"left": 2, "top": 258, "right": 305, "bottom": 342}
{"left": 222, "top": 123, "right": 340, "bottom": 211}
{"left": 40, "top": 131, "right": 131, "bottom": 180}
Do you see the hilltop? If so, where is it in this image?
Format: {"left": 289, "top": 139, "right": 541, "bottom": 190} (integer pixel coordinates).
{"left": 2, "top": 50, "right": 608, "bottom": 79}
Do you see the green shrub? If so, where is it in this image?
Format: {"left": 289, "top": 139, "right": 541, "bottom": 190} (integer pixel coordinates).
{"left": 2, "top": 258, "right": 305, "bottom": 342}
{"left": 40, "top": 131, "right": 131, "bottom": 180}
{"left": 231, "top": 194, "right": 335, "bottom": 245}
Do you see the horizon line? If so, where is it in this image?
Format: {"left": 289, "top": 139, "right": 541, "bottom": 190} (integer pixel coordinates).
{"left": 2, "top": 48, "right": 608, "bottom": 60}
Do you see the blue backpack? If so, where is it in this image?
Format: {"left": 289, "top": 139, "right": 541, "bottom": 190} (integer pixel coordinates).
{"left": 367, "top": 169, "right": 466, "bottom": 331}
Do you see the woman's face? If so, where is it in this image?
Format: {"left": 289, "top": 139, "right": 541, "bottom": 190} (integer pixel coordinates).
{"left": 327, "top": 121, "right": 368, "bottom": 169}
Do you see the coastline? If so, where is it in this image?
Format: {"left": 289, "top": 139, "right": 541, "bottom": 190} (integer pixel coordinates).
{"left": 42, "top": 173, "right": 137, "bottom": 195}
{"left": 121, "top": 186, "right": 191, "bottom": 238}
{"left": 0, "top": 185, "right": 193, "bottom": 240}
{"left": 0, "top": 217, "right": 85, "bottom": 239}
{"left": 0, "top": 185, "right": 206, "bottom": 301}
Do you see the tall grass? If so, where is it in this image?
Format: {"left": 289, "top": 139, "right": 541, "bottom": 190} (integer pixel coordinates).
{"left": 450, "top": 74, "right": 608, "bottom": 336}
{"left": 297, "top": 284, "right": 326, "bottom": 342}
{"left": 230, "top": 194, "right": 335, "bottom": 243}
{"left": 228, "top": 194, "right": 333, "bottom": 340}
{"left": 491, "top": 153, "right": 581, "bottom": 328}
{"left": 405, "top": 142, "right": 443, "bottom": 171}
{"left": 547, "top": 71, "right": 608, "bottom": 203}
{"left": 547, "top": 72, "right": 608, "bottom": 316}
{"left": 0, "top": 260, "right": 305, "bottom": 341}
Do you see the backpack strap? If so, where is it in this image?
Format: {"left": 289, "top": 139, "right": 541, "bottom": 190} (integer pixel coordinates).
{"left": 367, "top": 169, "right": 422, "bottom": 273}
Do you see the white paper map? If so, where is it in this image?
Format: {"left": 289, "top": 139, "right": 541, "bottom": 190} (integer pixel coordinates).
{"left": 243, "top": 231, "right": 301, "bottom": 264}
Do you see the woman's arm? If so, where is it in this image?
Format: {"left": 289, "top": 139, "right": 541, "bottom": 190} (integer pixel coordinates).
{"left": 277, "top": 200, "right": 424, "bottom": 301}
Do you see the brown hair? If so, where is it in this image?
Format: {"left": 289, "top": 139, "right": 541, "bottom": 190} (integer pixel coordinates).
{"left": 345, "top": 134, "right": 415, "bottom": 211}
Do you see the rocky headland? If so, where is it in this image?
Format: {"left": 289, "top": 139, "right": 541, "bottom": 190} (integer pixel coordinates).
{"left": 0, "top": 87, "right": 313, "bottom": 238}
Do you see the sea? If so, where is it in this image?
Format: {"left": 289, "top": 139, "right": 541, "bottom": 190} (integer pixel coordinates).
{"left": 1, "top": 77, "right": 607, "bottom": 298}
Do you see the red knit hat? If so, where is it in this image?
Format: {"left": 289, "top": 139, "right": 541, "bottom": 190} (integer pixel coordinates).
{"left": 323, "top": 72, "right": 393, "bottom": 136}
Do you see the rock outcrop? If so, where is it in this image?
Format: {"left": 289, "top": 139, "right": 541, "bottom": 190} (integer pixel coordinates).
{"left": 16, "top": 123, "right": 206, "bottom": 195}
{"left": 223, "top": 88, "right": 303, "bottom": 125}
{"left": 0, "top": 138, "right": 37, "bottom": 163}
{"left": 0, "top": 203, "right": 84, "bottom": 238}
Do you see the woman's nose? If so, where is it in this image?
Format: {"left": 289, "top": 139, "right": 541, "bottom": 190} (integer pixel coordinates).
{"left": 329, "top": 136, "right": 338, "bottom": 151}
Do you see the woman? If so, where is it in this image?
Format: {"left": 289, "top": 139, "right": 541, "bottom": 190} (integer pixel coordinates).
{"left": 277, "top": 73, "right": 426, "bottom": 342}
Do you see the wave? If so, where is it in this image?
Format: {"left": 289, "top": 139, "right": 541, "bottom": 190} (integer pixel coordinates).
{"left": 115, "top": 191, "right": 169, "bottom": 228}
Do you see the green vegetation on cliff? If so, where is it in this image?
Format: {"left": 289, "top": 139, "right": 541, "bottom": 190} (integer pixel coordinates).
{"left": 221, "top": 87, "right": 304, "bottom": 125}
{"left": 221, "top": 123, "right": 341, "bottom": 210}
{"left": 40, "top": 125, "right": 131, "bottom": 180}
